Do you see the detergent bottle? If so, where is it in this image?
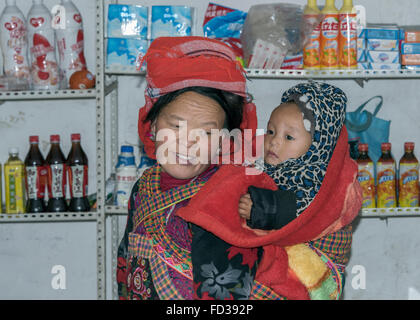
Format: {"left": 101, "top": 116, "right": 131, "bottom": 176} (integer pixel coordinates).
{"left": 303, "top": 0, "right": 322, "bottom": 70}
{"left": 320, "top": 0, "right": 339, "bottom": 69}
{"left": 338, "top": 0, "right": 357, "bottom": 69}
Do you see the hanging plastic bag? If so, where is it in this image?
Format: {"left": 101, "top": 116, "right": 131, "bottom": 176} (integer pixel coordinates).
{"left": 240, "top": 3, "right": 322, "bottom": 69}
{"left": 345, "top": 96, "right": 391, "bottom": 162}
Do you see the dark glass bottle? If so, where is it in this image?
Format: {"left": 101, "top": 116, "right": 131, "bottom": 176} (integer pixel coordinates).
{"left": 46, "top": 134, "right": 68, "bottom": 212}
{"left": 67, "top": 133, "right": 90, "bottom": 212}
{"left": 24, "top": 135, "right": 47, "bottom": 213}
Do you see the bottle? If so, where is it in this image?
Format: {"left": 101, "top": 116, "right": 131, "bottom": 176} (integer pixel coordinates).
{"left": 24, "top": 135, "right": 47, "bottom": 213}
{"left": 0, "top": 0, "right": 31, "bottom": 85}
{"left": 27, "top": 0, "right": 60, "bottom": 90}
{"left": 398, "top": 142, "right": 419, "bottom": 207}
{"left": 114, "top": 146, "right": 137, "bottom": 207}
{"left": 303, "top": 0, "right": 322, "bottom": 70}
{"left": 377, "top": 143, "right": 397, "bottom": 208}
{"left": 338, "top": 0, "right": 357, "bottom": 69}
{"left": 320, "top": 0, "right": 339, "bottom": 70}
{"left": 137, "top": 146, "right": 156, "bottom": 179}
{"left": 356, "top": 144, "right": 376, "bottom": 208}
{"left": 4, "top": 147, "right": 26, "bottom": 214}
{"left": 67, "top": 133, "right": 90, "bottom": 212}
{"left": 53, "top": 0, "right": 87, "bottom": 88}
{"left": 46, "top": 135, "right": 67, "bottom": 212}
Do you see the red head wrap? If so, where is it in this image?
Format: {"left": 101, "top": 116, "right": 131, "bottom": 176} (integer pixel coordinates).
{"left": 137, "top": 36, "right": 258, "bottom": 159}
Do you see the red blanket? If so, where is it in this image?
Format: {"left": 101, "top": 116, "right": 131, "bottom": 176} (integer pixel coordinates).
{"left": 177, "top": 126, "right": 362, "bottom": 299}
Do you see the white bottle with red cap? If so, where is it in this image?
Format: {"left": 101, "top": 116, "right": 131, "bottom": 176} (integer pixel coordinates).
{"left": 27, "top": 0, "right": 60, "bottom": 90}
{"left": 0, "top": 0, "right": 31, "bottom": 84}
{"left": 53, "top": 0, "right": 87, "bottom": 88}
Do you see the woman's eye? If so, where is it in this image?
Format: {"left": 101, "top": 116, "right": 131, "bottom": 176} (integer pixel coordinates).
{"left": 286, "top": 135, "right": 294, "bottom": 141}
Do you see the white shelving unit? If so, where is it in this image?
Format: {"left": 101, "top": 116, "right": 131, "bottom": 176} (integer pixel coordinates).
{"left": 2, "top": 0, "right": 420, "bottom": 300}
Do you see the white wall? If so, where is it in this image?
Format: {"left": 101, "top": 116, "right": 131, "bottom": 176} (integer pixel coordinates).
{"left": 0, "top": 0, "right": 419, "bottom": 299}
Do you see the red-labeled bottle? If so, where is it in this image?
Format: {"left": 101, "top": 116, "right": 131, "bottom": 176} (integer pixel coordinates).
{"left": 398, "top": 142, "right": 419, "bottom": 207}
{"left": 67, "top": 133, "right": 90, "bottom": 212}
{"left": 24, "top": 135, "right": 47, "bottom": 213}
{"left": 46, "top": 134, "right": 68, "bottom": 212}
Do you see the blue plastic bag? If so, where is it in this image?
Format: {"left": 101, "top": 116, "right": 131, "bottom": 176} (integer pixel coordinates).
{"left": 345, "top": 96, "right": 390, "bottom": 162}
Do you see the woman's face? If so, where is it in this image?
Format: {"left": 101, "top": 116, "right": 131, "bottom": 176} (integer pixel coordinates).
{"left": 151, "top": 91, "right": 227, "bottom": 180}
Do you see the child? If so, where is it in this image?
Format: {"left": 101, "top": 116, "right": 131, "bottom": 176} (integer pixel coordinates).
{"left": 239, "top": 81, "right": 347, "bottom": 230}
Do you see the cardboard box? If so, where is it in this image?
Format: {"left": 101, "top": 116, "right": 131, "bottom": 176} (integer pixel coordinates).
{"left": 400, "top": 26, "right": 420, "bottom": 43}
{"left": 369, "top": 63, "right": 401, "bottom": 70}
{"left": 401, "top": 42, "right": 420, "bottom": 55}
{"left": 401, "top": 54, "right": 420, "bottom": 65}
{"left": 367, "top": 39, "right": 399, "bottom": 51}
{"left": 367, "top": 50, "right": 400, "bottom": 63}
{"left": 366, "top": 24, "right": 400, "bottom": 40}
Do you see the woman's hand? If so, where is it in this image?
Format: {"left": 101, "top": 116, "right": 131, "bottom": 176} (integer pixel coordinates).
{"left": 238, "top": 193, "right": 253, "bottom": 220}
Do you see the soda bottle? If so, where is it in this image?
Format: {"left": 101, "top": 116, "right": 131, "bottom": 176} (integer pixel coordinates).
{"left": 27, "top": 0, "right": 60, "bottom": 90}
{"left": 114, "top": 146, "right": 137, "bottom": 207}
{"left": 356, "top": 143, "right": 376, "bottom": 208}
{"left": 67, "top": 133, "right": 90, "bottom": 212}
{"left": 338, "top": 0, "right": 357, "bottom": 69}
{"left": 303, "top": 0, "right": 322, "bottom": 70}
{"left": 46, "top": 134, "right": 67, "bottom": 212}
{"left": 0, "top": 0, "right": 31, "bottom": 85}
{"left": 5, "top": 147, "right": 26, "bottom": 214}
{"left": 377, "top": 143, "right": 397, "bottom": 208}
{"left": 398, "top": 142, "right": 419, "bottom": 207}
{"left": 24, "top": 135, "right": 47, "bottom": 213}
{"left": 53, "top": 0, "right": 87, "bottom": 88}
{"left": 320, "top": 0, "right": 339, "bottom": 70}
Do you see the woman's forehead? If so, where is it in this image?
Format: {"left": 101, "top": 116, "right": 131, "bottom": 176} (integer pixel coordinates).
{"left": 160, "top": 91, "right": 225, "bottom": 125}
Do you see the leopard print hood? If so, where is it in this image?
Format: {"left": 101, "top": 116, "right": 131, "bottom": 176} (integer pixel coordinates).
{"left": 261, "top": 81, "right": 347, "bottom": 215}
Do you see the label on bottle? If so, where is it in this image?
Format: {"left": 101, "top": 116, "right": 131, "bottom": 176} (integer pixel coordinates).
{"left": 115, "top": 167, "right": 137, "bottom": 207}
{"left": 48, "top": 163, "right": 66, "bottom": 198}
{"left": 339, "top": 13, "right": 357, "bottom": 68}
{"left": 5, "top": 164, "right": 26, "bottom": 213}
{"left": 320, "top": 14, "right": 339, "bottom": 69}
{"left": 303, "top": 14, "right": 321, "bottom": 69}
{"left": 68, "top": 165, "right": 88, "bottom": 198}
{"left": 399, "top": 162, "right": 419, "bottom": 207}
{"left": 377, "top": 162, "right": 397, "bottom": 208}
{"left": 357, "top": 161, "right": 376, "bottom": 208}
{"left": 25, "top": 165, "right": 47, "bottom": 200}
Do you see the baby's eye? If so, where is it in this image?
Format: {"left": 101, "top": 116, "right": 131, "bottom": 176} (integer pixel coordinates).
{"left": 286, "top": 135, "right": 295, "bottom": 141}
{"left": 267, "top": 129, "right": 274, "bottom": 135}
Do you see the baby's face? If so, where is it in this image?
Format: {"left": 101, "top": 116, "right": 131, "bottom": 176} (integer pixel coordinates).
{"left": 264, "top": 103, "right": 312, "bottom": 165}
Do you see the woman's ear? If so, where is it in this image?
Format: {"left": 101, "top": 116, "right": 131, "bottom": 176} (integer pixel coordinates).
{"left": 150, "top": 122, "right": 156, "bottom": 141}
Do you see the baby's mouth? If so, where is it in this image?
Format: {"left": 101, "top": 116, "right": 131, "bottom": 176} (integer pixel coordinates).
{"left": 175, "top": 152, "right": 198, "bottom": 165}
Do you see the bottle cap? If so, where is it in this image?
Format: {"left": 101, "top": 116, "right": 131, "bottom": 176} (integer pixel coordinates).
{"left": 121, "top": 145, "right": 134, "bottom": 153}
{"left": 29, "top": 135, "right": 39, "bottom": 143}
{"left": 381, "top": 142, "right": 391, "bottom": 151}
{"left": 50, "top": 134, "right": 60, "bottom": 143}
{"left": 358, "top": 143, "right": 368, "bottom": 152}
{"left": 404, "top": 142, "right": 415, "bottom": 151}
{"left": 9, "top": 147, "right": 19, "bottom": 155}
{"left": 71, "top": 133, "right": 81, "bottom": 141}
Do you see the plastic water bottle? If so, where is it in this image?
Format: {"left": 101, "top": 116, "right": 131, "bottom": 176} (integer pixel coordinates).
{"left": 53, "top": 0, "right": 87, "bottom": 88}
{"left": 0, "top": 0, "right": 30, "bottom": 85}
{"left": 114, "top": 146, "right": 137, "bottom": 207}
{"left": 137, "top": 146, "right": 156, "bottom": 178}
{"left": 27, "top": 0, "right": 60, "bottom": 90}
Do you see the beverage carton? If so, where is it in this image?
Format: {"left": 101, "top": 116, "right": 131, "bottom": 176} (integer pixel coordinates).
{"left": 107, "top": 4, "right": 148, "bottom": 39}
{"left": 151, "top": 6, "right": 192, "bottom": 39}
{"left": 106, "top": 38, "right": 148, "bottom": 68}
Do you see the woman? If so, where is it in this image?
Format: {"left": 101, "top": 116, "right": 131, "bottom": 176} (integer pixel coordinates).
{"left": 117, "top": 36, "right": 356, "bottom": 300}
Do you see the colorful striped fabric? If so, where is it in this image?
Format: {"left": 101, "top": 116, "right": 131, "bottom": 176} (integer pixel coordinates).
{"left": 310, "top": 224, "right": 353, "bottom": 268}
